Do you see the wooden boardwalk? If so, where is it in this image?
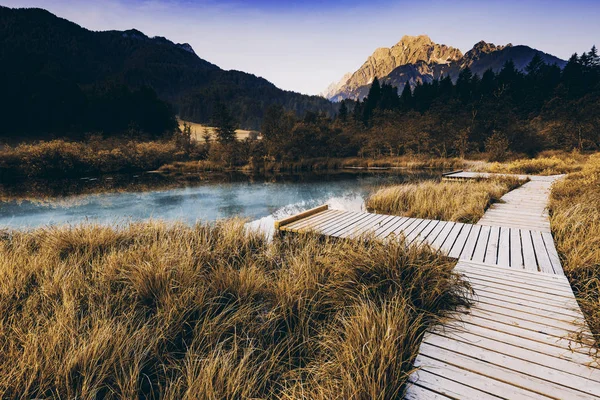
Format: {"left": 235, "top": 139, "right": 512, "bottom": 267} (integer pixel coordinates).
{"left": 278, "top": 209, "right": 563, "bottom": 275}
{"left": 275, "top": 172, "right": 599, "bottom": 399}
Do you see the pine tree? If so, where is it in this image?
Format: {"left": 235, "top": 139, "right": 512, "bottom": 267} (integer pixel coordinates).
{"left": 456, "top": 67, "right": 473, "bottom": 103}
{"left": 525, "top": 53, "right": 545, "bottom": 76}
{"left": 480, "top": 69, "right": 496, "bottom": 95}
{"left": 338, "top": 100, "right": 348, "bottom": 121}
{"left": 363, "top": 77, "right": 382, "bottom": 124}
{"left": 400, "top": 82, "right": 413, "bottom": 109}
{"left": 588, "top": 45, "right": 599, "bottom": 66}
{"left": 439, "top": 75, "right": 453, "bottom": 97}
{"left": 211, "top": 102, "right": 237, "bottom": 144}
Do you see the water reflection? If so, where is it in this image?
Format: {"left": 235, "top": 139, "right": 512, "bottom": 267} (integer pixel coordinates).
{"left": 0, "top": 171, "right": 439, "bottom": 230}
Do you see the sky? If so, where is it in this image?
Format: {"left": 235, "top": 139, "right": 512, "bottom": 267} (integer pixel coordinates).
{"left": 2, "top": 0, "right": 599, "bottom": 95}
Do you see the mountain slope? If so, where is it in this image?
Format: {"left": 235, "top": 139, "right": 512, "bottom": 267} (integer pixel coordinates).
{"left": 0, "top": 6, "right": 334, "bottom": 131}
{"left": 326, "top": 36, "right": 566, "bottom": 101}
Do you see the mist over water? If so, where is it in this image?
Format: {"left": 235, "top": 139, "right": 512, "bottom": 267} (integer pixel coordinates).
{"left": 0, "top": 172, "right": 437, "bottom": 231}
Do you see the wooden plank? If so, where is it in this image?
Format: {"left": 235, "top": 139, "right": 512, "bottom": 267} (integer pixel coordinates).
{"left": 414, "top": 355, "right": 553, "bottom": 400}
{"left": 410, "top": 219, "right": 441, "bottom": 246}
{"left": 456, "top": 264, "right": 573, "bottom": 292}
{"left": 315, "top": 210, "right": 363, "bottom": 233}
{"left": 521, "top": 230, "right": 538, "bottom": 272}
{"left": 404, "top": 219, "right": 433, "bottom": 244}
{"left": 353, "top": 214, "right": 395, "bottom": 238}
{"left": 448, "top": 223, "right": 473, "bottom": 259}
{"left": 440, "top": 223, "right": 465, "bottom": 254}
{"left": 438, "top": 319, "right": 600, "bottom": 367}
{"left": 430, "top": 222, "right": 456, "bottom": 250}
{"left": 450, "top": 313, "right": 597, "bottom": 355}
{"left": 510, "top": 228, "right": 523, "bottom": 268}
{"left": 465, "top": 307, "right": 591, "bottom": 341}
{"left": 377, "top": 216, "right": 411, "bottom": 239}
{"left": 275, "top": 204, "right": 329, "bottom": 229}
{"left": 422, "top": 334, "right": 600, "bottom": 398}
{"left": 470, "top": 302, "right": 585, "bottom": 334}
{"left": 428, "top": 330, "right": 600, "bottom": 384}
{"left": 474, "top": 296, "right": 585, "bottom": 329}
{"left": 282, "top": 209, "right": 339, "bottom": 231}
{"left": 463, "top": 270, "right": 575, "bottom": 299}
{"left": 346, "top": 214, "right": 389, "bottom": 239}
{"left": 469, "top": 289, "right": 581, "bottom": 320}
{"left": 408, "top": 367, "right": 504, "bottom": 399}
{"left": 420, "top": 220, "right": 448, "bottom": 246}
{"left": 304, "top": 212, "right": 357, "bottom": 233}
{"left": 319, "top": 212, "right": 370, "bottom": 236}
{"left": 333, "top": 213, "right": 381, "bottom": 238}
{"left": 484, "top": 226, "right": 500, "bottom": 265}
{"left": 418, "top": 343, "right": 594, "bottom": 400}
{"left": 459, "top": 225, "right": 481, "bottom": 261}
{"left": 404, "top": 383, "right": 453, "bottom": 400}
{"left": 370, "top": 215, "right": 402, "bottom": 237}
{"left": 542, "top": 231, "right": 564, "bottom": 275}
{"left": 467, "top": 282, "right": 580, "bottom": 311}
{"left": 435, "top": 330, "right": 600, "bottom": 381}
{"left": 456, "top": 260, "right": 568, "bottom": 284}
{"left": 531, "top": 231, "right": 554, "bottom": 274}
{"left": 471, "top": 225, "right": 491, "bottom": 263}
{"left": 464, "top": 274, "right": 578, "bottom": 303}
{"left": 389, "top": 218, "right": 421, "bottom": 240}
{"left": 496, "top": 227, "right": 510, "bottom": 267}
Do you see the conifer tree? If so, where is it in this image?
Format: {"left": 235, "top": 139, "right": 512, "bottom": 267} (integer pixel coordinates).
{"left": 211, "top": 101, "right": 237, "bottom": 144}
{"left": 525, "top": 53, "right": 545, "bottom": 76}
{"left": 338, "top": 100, "right": 348, "bottom": 121}
{"left": 400, "top": 82, "right": 413, "bottom": 109}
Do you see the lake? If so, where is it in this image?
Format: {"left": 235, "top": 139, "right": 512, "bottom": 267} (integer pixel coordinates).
{"left": 0, "top": 171, "right": 438, "bottom": 231}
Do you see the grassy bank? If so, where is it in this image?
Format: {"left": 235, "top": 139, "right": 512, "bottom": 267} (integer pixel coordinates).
{"left": 484, "top": 151, "right": 588, "bottom": 175}
{"left": 0, "top": 138, "right": 187, "bottom": 180}
{"left": 366, "top": 177, "right": 523, "bottom": 223}
{"left": 0, "top": 220, "right": 470, "bottom": 399}
{"left": 550, "top": 154, "right": 600, "bottom": 340}
{"left": 158, "top": 155, "right": 468, "bottom": 175}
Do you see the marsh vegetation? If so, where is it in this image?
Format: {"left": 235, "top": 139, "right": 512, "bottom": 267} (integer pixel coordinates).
{"left": 550, "top": 153, "right": 600, "bottom": 340}
{"left": 0, "top": 220, "right": 470, "bottom": 399}
{"left": 366, "top": 177, "right": 522, "bottom": 223}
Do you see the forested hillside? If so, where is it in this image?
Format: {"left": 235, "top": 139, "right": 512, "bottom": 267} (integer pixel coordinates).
{"left": 261, "top": 50, "right": 599, "bottom": 163}
{"left": 0, "top": 6, "right": 334, "bottom": 138}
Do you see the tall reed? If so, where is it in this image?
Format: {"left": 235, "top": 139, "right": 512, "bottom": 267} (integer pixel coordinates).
{"left": 550, "top": 153, "right": 600, "bottom": 341}
{"left": 0, "top": 220, "right": 470, "bottom": 399}
{"left": 367, "top": 177, "right": 522, "bottom": 223}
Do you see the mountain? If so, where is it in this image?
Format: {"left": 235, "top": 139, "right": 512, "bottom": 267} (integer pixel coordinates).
{"left": 325, "top": 36, "right": 566, "bottom": 101}
{"left": 320, "top": 72, "right": 353, "bottom": 99}
{"left": 0, "top": 6, "right": 335, "bottom": 131}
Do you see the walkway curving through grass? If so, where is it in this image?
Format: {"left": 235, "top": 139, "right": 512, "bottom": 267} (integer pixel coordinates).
{"left": 276, "top": 171, "right": 600, "bottom": 399}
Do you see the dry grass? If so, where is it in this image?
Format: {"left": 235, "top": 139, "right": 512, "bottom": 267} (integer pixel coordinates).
{"left": 0, "top": 220, "right": 470, "bottom": 399}
{"left": 486, "top": 151, "right": 588, "bottom": 176}
{"left": 550, "top": 153, "right": 600, "bottom": 341}
{"left": 178, "top": 119, "right": 258, "bottom": 142}
{"left": 0, "top": 138, "right": 186, "bottom": 179}
{"left": 367, "top": 177, "right": 523, "bottom": 223}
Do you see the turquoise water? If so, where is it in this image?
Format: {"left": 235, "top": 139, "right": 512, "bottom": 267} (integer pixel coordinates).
{"left": 0, "top": 172, "right": 436, "bottom": 230}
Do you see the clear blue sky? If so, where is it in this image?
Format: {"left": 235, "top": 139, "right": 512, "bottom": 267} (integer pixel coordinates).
{"left": 2, "top": 0, "right": 599, "bottom": 95}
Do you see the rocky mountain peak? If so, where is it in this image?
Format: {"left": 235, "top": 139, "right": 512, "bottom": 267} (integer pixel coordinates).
{"left": 336, "top": 35, "right": 463, "bottom": 99}
{"left": 464, "top": 40, "right": 512, "bottom": 62}
{"left": 177, "top": 43, "right": 196, "bottom": 55}
{"left": 324, "top": 36, "right": 565, "bottom": 102}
